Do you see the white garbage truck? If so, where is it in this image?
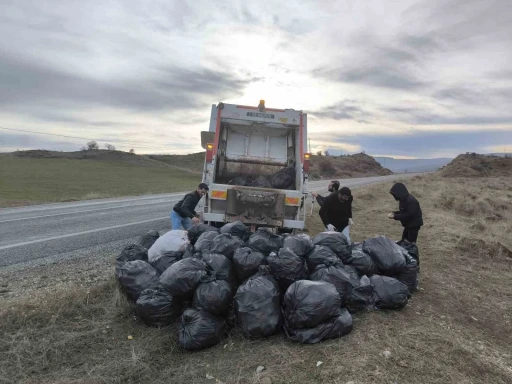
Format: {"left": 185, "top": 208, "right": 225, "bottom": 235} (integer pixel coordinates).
{"left": 200, "top": 100, "right": 311, "bottom": 231}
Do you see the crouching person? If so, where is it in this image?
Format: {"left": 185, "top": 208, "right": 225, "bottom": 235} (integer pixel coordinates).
{"left": 319, "top": 187, "right": 355, "bottom": 243}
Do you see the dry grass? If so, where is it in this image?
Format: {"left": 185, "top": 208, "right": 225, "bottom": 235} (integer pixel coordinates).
{"left": 1, "top": 175, "right": 512, "bottom": 384}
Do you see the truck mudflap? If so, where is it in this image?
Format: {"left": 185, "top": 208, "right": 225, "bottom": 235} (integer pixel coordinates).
{"left": 226, "top": 188, "right": 285, "bottom": 226}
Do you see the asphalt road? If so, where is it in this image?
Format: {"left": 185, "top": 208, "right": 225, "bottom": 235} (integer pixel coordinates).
{"left": 0, "top": 173, "right": 420, "bottom": 269}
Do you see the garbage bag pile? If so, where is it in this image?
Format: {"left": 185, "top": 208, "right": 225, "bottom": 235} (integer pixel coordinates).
{"left": 115, "top": 224, "right": 419, "bottom": 350}
{"left": 227, "top": 164, "right": 296, "bottom": 190}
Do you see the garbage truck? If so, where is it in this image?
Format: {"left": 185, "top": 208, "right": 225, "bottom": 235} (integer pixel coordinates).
{"left": 200, "top": 100, "right": 310, "bottom": 231}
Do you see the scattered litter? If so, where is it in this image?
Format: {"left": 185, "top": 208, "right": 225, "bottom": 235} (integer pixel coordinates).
{"left": 471, "top": 316, "right": 478, "bottom": 321}
{"left": 256, "top": 366, "right": 265, "bottom": 373}
{"left": 382, "top": 350, "right": 392, "bottom": 358}
{"left": 127, "top": 335, "right": 133, "bottom": 340}
{"left": 206, "top": 374, "right": 214, "bottom": 380}
{"left": 316, "top": 361, "right": 323, "bottom": 367}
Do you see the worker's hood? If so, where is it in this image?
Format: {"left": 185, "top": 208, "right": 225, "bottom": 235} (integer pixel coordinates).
{"left": 390, "top": 183, "right": 409, "bottom": 201}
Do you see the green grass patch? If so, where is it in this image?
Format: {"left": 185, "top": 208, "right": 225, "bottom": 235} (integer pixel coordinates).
{"left": 0, "top": 156, "right": 200, "bottom": 207}
{"left": 147, "top": 152, "right": 205, "bottom": 173}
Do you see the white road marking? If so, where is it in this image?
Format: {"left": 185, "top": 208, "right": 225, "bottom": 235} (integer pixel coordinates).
{"left": 0, "top": 192, "right": 187, "bottom": 215}
{"left": 0, "top": 216, "right": 169, "bottom": 251}
{"left": 0, "top": 199, "right": 181, "bottom": 224}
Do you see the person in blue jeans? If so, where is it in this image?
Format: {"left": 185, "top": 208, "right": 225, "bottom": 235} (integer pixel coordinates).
{"left": 171, "top": 183, "right": 209, "bottom": 230}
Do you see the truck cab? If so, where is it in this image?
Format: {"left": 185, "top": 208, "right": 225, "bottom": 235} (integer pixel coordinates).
{"left": 200, "top": 101, "right": 310, "bottom": 231}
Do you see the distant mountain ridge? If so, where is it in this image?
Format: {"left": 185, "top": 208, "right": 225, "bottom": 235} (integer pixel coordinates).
{"left": 372, "top": 157, "right": 453, "bottom": 173}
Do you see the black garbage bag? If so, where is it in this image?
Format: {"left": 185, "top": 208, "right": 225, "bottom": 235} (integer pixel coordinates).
{"left": 149, "top": 251, "right": 182, "bottom": 274}
{"left": 247, "top": 228, "right": 283, "bottom": 255}
{"left": 233, "top": 247, "right": 266, "bottom": 282}
{"left": 193, "top": 277, "right": 233, "bottom": 316}
{"left": 159, "top": 258, "right": 208, "bottom": 298}
{"left": 234, "top": 266, "right": 282, "bottom": 338}
{"left": 249, "top": 175, "right": 272, "bottom": 188}
{"left": 136, "top": 287, "right": 182, "bottom": 327}
{"left": 201, "top": 253, "right": 235, "bottom": 284}
{"left": 313, "top": 232, "right": 351, "bottom": 262}
{"left": 305, "top": 245, "right": 339, "bottom": 273}
{"left": 116, "top": 243, "right": 148, "bottom": 266}
{"left": 284, "top": 308, "right": 353, "bottom": 344}
{"left": 346, "top": 243, "right": 377, "bottom": 276}
{"left": 343, "top": 265, "right": 361, "bottom": 283}
{"left": 187, "top": 224, "right": 219, "bottom": 245}
{"left": 283, "top": 234, "right": 315, "bottom": 257}
{"left": 210, "top": 233, "right": 245, "bottom": 260}
{"left": 137, "top": 230, "right": 160, "bottom": 250}
{"left": 398, "top": 240, "right": 420, "bottom": 265}
{"left": 181, "top": 244, "right": 196, "bottom": 259}
{"left": 267, "top": 248, "right": 308, "bottom": 291}
{"left": 270, "top": 165, "right": 295, "bottom": 189}
{"left": 395, "top": 250, "right": 418, "bottom": 293}
{"left": 220, "top": 221, "right": 250, "bottom": 240}
{"left": 363, "top": 236, "right": 406, "bottom": 274}
{"left": 346, "top": 275, "right": 376, "bottom": 313}
{"left": 116, "top": 260, "right": 159, "bottom": 301}
{"left": 194, "top": 231, "right": 219, "bottom": 254}
{"left": 370, "top": 275, "right": 409, "bottom": 310}
{"left": 228, "top": 176, "right": 247, "bottom": 186}
{"left": 179, "top": 308, "right": 226, "bottom": 351}
{"left": 310, "top": 261, "right": 352, "bottom": 305}
{"left": 283, "top": 280, "right": 341, "bottom": 329}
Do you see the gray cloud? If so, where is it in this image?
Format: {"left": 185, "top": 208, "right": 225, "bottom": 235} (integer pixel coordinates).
{"left": 315, "top": 128, "right": 512, "bottom": 158}
{"left": 312, "top": 100, "right": 373, "bottom": 122}
{"left": 0, "top": 0, "right": 511, "bottom": 157}
{"left": 312, "top": 31, "right": 439, "bottom": 90}
{"left": 0, "top": 51, "right": 249, "bottom": 113}
{"left": 385, "top": 106, "right": 512, "bottom": 125}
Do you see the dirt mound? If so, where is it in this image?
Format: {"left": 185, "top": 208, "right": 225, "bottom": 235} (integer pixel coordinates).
{"left": 438, "top": 154, "right": 512, "bottom": 178}
{"left": 309, "top": 153, "right": 393, "bottom": 179}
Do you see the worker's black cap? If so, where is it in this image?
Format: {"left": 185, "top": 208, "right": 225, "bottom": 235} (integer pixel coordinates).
{"left": 198, "top": 182, "right": 209, "bottom": 191}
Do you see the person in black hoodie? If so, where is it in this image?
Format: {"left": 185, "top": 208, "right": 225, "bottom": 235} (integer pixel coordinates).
{"left": 312, "top": 180, "right": 340, "bottom": 207}
{"left": 171, "top": 183, "right": 209, "bottom": 229}
{"left": 319, "top": 186, "right": 355, "bottom": 243}
{"left": 389, "top": 182, "right": 423, "bottom": 243}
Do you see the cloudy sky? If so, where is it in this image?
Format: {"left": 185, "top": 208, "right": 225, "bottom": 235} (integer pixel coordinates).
{"left": 0, "top": 0, "right": 511, "bottom": 158}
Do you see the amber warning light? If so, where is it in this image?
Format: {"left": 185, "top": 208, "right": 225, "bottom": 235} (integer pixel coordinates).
{"left": 206, "top": 143, "right": 214, "bottom": 162}
{"left": 303, "top": 153, "right": 311, "bottom": 173}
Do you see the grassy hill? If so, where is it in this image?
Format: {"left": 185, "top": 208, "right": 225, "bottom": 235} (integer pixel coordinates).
{"left": 147, "top": 152, "right": 205, "bottom": 173}
{"left": 0, "top": 150, "right": 393, "bottom": 207}
{"left": 438, "top": 153, "right": 512, "bottom": 177}
{"left": 0, "top": 150, "right": 201, "bottom": 207}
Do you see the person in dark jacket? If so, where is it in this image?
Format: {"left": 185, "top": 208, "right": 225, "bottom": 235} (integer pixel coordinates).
{"left": 388, "top": 182, "right": 423, "bottom": 243}
{"left": 171, "top": 183, "right": 209, "bottom": 230}
{"left": 319, "top": 186, "right": 355, "bottom": 243}
{"left": 312, "top": 180, "right": 340, "bottom": 207}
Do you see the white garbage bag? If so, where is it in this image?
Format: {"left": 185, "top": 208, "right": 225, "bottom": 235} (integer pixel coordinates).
{"left": 148, "top": 230, "right": 189, "bottom": 263}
